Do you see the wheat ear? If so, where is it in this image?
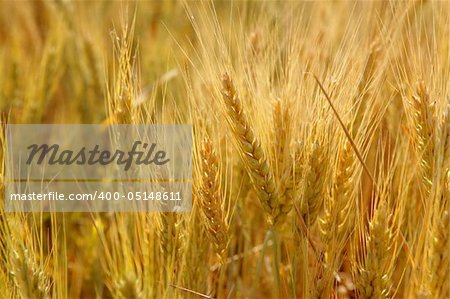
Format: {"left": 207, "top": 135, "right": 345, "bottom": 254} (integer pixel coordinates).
{"left": 271, "top": 99, "right": 291, "bottom": 179}
{"left": 221, "top": 73, "right": 281, "bottom": 225}
{"left": 357, "top": 201, "right": 394, "bottom": 299}
{"left": 159, "top": 211, "right": 179, "bottom": 254}
{"left": 10, "top": 246, "right": 50, "bottom": 299}
{"left": 115, "top": 272, "right": 143, "bottom": 299}
{"left": 320, "top": 140, "right": 355, "bottom": 275}
{"left": 411, "top": 81, "right": 436, "bottom": 191}
{"left": 300, "top": 141, "right": 327, "bottom": 226}
{"left": 199, "top": 137, "right": 229, "bottom": 260}
{"left": 271, "top": 99, "right": 297, "bottom": 223}
{"left": 429, "top": 210, "right": 449, "bottom": 297}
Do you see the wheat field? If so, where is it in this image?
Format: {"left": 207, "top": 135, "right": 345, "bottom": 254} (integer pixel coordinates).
{"left": 0, "top": 1, "right": 449, "bottom": 298}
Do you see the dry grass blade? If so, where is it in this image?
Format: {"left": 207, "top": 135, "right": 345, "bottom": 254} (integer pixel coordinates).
{"left": 312, "top": 74, "right": 377, "bottom": 190}
{"left": 170, "top": 284, "right": 215, "bottom": 299}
